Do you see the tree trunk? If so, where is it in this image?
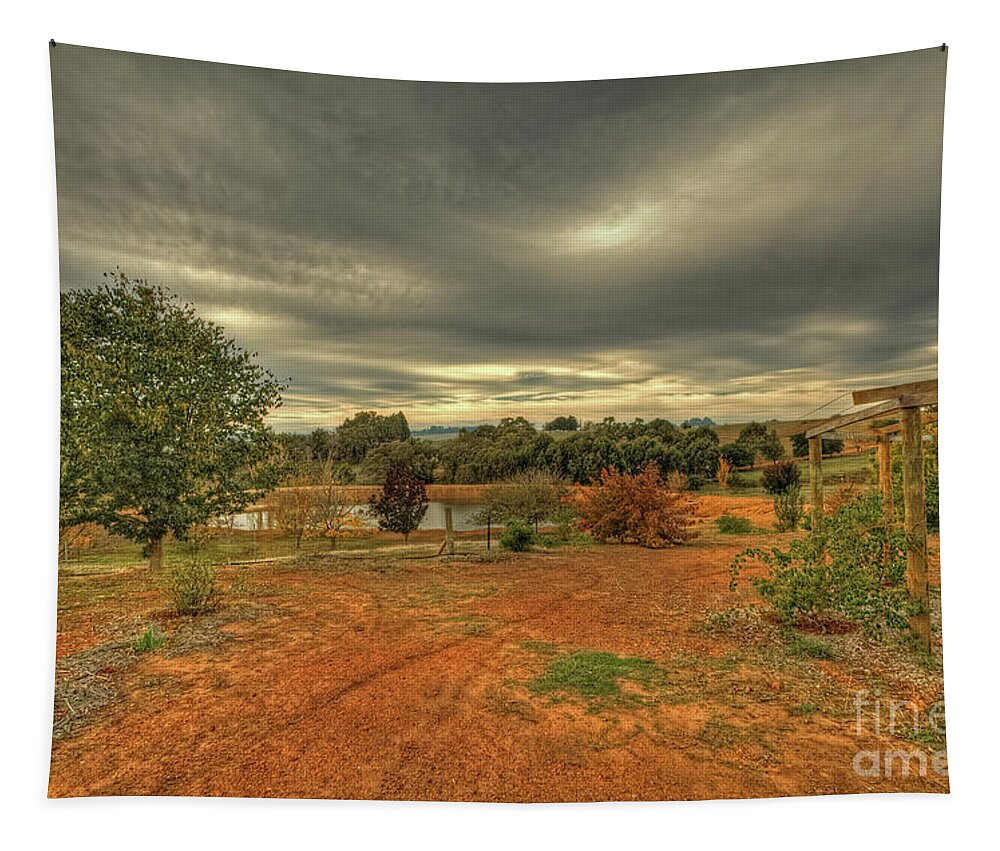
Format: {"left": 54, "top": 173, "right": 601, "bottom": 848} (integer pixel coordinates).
{"left": 148, "top": 535, "right": 164, "bottom": 571}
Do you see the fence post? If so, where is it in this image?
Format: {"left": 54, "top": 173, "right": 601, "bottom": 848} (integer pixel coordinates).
{"left": 445, "top": 506, "right": 455, "bottom": 556}
{"left": 808, "top": 437, "right": 824, "bottom": 525}
{"left": 901, "top": 408, "right": 931, "bottom": 652}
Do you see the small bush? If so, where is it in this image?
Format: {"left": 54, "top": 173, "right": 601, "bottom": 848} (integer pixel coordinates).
{"left": 574, "top": 465, "right": 696, "bottom": 548}
{"left": 166, "top": 558, "right": 218, "bottom": 615}
{"left": 762, "top": 460, "right": 801, "bottom": 494}
{"left": 774, "top": 486, "right": 805, "bottom": 531}
{"left": 727, "top": 471, "right": 751, "bottom": 490}
{"left": 686, "top": 474, "right": 704, "bottom": 491}
{"left": 731, "top": 493, "right": 912, "bottom": 634}
{"left": 549, "top": 505, "right": 579, "bottom": 542}
{"left": 133, "top": 626, "right": 166, "bottom": 653}
{"left": 500, "top": 519, "right": 535, "bottom": 551}
{"left": 716, "top": 513, "right": 752, "bottom": 534}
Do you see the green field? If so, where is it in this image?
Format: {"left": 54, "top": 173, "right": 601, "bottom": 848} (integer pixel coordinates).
{"left": 699, "top": 450, "right": 873, "bottom": 496}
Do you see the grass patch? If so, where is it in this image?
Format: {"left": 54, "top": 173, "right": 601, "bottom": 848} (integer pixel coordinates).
{"left": 485, "top": 690, "right": 538, "bottom": 721}
{"left": 698, "top": 605, "right": 775, "bottom": 644}
{"left": 697, "top": 717, "right": 742, "bottom": 748}
{"left": 709, "top": 652, "right": 743, "bottom": 673}
{"left": 793, "top": 702, "right": 820, "bottom": 717}
{"left": 786, "top": 634, "right": 837, "bottom": 660}
{"left": 461, "top": 618, "right": 491, "bottom": 636}
{"left": 132, "top": 626, "right": 166, "bottom": 653}
{"left": 716, "top": 513, "right": 753, "bottom": 535}
{"left": 439, "top": 613, "right": 492, "bottom": 635}
{"left": 529, "top": 651, "right": 666, "bottom": 705}
{"left": 904, "top": 725, "right": 947, "bottom": 751}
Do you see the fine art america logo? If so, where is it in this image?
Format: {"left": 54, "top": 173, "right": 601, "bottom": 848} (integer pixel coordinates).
{"left": 853, "top": 690, "right": 947, "bottom": 779}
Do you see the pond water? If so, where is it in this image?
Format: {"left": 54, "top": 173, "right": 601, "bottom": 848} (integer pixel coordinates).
{"left": 229, "top": 501, "right": 488, "bottom": 532}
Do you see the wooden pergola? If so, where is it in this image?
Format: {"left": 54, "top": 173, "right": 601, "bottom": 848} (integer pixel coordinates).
{"left": 804, "top": 378, "right": 938, "bottom": 651}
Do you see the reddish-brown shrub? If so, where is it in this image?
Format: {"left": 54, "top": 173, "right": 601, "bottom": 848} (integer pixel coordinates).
{"left": 574, "top": 465, "right": 697, "bottom": 547}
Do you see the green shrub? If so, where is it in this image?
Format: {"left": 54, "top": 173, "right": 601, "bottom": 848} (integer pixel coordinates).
{"left": 727, "top": 471, "right": 751, "bottom": 490}
{"left": 686, "top": 474, "right": 704, "bottom": 491}
{"left": 500, "top": 519, "right": 535, "bottom": 551}
{"left": 762, "top": 460, "right": 801, "bottom": 494}
{"left": 549, "top": 505, "right": 579, "bottom": 542}
{"left": 166, "top": 557, "right": 218, "bottom": 615}
{"left": 871, "top": 433, "right": 939, "bottom": 532}
{"left": 774, "top": 486, "right": 805, "bottom": 531}
{"left": 133, "top": 626, "right": 166, "bottom": 653}
{"left": 731, "top": 493, "right": 912, "bottom": 634}
{"left": 716, "top": 513, "right": 753, "bottom": 534}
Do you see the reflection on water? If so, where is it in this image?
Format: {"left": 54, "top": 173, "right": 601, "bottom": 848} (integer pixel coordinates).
{"left": 228, "top": 501, "right": 487, "bottom": 532}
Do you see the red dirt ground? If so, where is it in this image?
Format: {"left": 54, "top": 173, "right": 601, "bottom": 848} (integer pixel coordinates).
{"left": 49, "top": 514, "right": 946, "bottom": 801}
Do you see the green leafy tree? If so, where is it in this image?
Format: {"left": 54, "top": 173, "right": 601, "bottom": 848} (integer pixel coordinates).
{"left": 736, "top": 421, "right": 783, "bottom": 465}
{"left": 760, "top": 429, "right": 785, "bottom": 464}
{"left": 479, "top": 471, "right": 565, "bottom": 532}
{"left": 358, "top": 439, "right": 436, "bottom": 484}
{"left": 543, "top": 415, "right": 580, "bottom": 432}
{"left": 61, "top": 271, "right": 285, "bottom": 569}
{"left": 719, "top": 442, "right": 755, "bottom": 468}
{"left": 308, "top": 428, "right": 336, "bottom": 461}
{"left": 368, "top": 462, "right": 428, "bottom": 544}
{"left": 334, "top": 411, "right": 410, "bottom": 463}
{"left": 791, "top": 432, "right": 844, "bottom": 458}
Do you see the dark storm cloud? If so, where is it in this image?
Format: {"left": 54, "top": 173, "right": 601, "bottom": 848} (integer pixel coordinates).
{"left": 50, "top": 45, "right": 945, "bottom": 428}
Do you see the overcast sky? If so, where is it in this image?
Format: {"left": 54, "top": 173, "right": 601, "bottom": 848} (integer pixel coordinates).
{"left": 51, "top": 45, "right": 946, "bottom": 431}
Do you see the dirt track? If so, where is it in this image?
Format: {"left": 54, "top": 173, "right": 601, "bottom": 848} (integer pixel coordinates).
{"left": 49, "top": 518, "right": 947, "bottom": 801}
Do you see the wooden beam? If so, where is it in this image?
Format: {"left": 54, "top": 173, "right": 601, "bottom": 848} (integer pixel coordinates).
{"left": 804, "top": 392, "right": 937, "bottom": 439}
{"left": 808, "top": 437, "right": 824, "bottom": 525}
{"left": 901, "top": 408, "right": 931, "bottom": 652}
{"left": 898, "top": 392, "right": 938, "bottom": 408}
{"left": 852, "top": 379, "right": 937, "bottom": 406}
{"left": 872, "top": 412, "right": 937, "bottom": 436}
{"left": 872, "top": 422, "right": 902, "bottom": 436}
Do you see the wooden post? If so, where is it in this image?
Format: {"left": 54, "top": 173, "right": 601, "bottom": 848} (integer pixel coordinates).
{"left": 808, "top": 437, "right": 824, "bottom": 525}
{"left": 444, "top": 506, "right": 455, "bottom": 556}
{"left": 901, "top": 408, "right": 931, "bottom": 651}
{"left": 877, "top": 434, "right": 893, "bottom": 520}
{"left": 486, "top": 518, "right": 492, "bottom": 551}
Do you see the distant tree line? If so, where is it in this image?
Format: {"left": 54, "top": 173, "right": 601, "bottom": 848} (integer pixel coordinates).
{"left": 276, "top": 413, "right": 840, "bottom": 488}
